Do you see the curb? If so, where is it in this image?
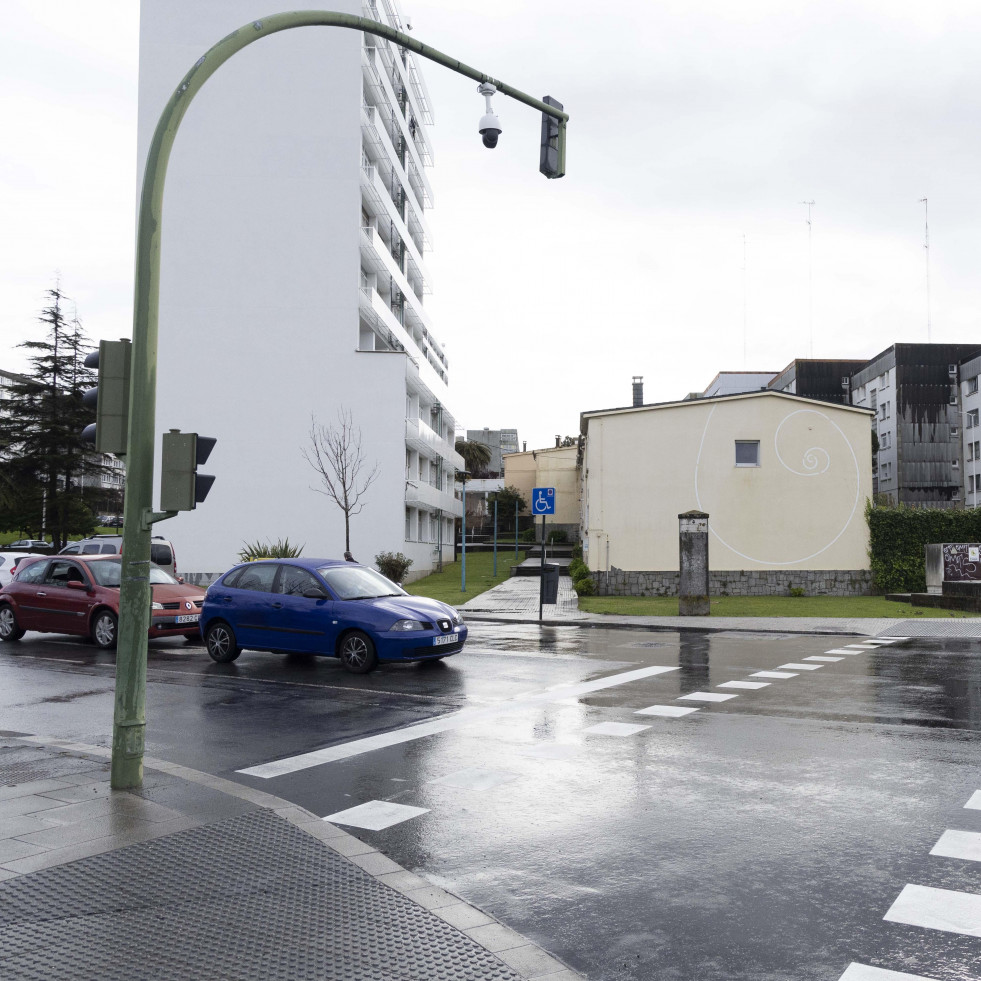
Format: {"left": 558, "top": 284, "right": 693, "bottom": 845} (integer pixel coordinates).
{"left": 5, "top": 733, "right": 583, "bottom": 981}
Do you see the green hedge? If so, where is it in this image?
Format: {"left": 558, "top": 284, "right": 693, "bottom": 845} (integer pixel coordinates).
{"left": 867, "top": 502, "right": 981, "bottom": 593}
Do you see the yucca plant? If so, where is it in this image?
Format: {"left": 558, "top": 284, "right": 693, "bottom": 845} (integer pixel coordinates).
{"left": 237, "top": 538, "right": 304, "bottom": 562}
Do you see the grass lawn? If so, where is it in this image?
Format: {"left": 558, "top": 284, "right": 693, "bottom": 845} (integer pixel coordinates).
{"left": 404, "top": 549, "right": 519, "bottom": 605}
{"left": 577, "top": 594, "right": 979, "bottom": 618}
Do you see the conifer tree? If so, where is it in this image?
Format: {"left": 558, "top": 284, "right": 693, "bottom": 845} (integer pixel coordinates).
{"left": 0, "top": 287, "right": 106, "bottom": 546}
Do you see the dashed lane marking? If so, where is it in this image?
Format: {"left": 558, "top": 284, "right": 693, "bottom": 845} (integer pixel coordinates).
{"left": 717, "top": 680, "right": 770, "bottom": 690}
{"left": 777, "top": 663, "right": 823, "bottom": 671}
{"left": 929, "top": 829, "right": 981, "bottom": 863}
{"left": 635, "top": 705, "right": 700, "bottom": 717}
{"left": 323, "top": 800, "right": 429, "bottom": 830}
{"left": 883, "top": 883, "right": 981, "bottom": 938}
{"left": 804, "top": 655, "right": 845, "bottom": 662}
{"left": 750, "top": 670, "right": 798, "bottom": 679}
{"left": 238, "top": 664, "right": 680, "bottom": 778}
{"left": 965, "top": 791, "right": 981, "bottom": 810}
{"left": 677, "top": 691, "right": 738, "bottom": 703}
{"left": 839, "top": 964, "right": 944, "bottom": 981}
{"left": 825, "top": 648, "right": 862, "bottom": 655}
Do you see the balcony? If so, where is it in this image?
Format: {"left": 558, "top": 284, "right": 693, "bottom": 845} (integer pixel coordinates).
{"left": 404, "top": 480, "right": 460, "bottom": 514}
{"left": 406, "top": 417, "right": 460, "bottom": 467}
{"left": 360, "top": 164, "right": 430, "bottom": 280}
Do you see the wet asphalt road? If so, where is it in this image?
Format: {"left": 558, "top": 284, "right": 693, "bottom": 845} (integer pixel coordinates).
{"left": 1, "top": 623, "right": 980, "bottom": 981}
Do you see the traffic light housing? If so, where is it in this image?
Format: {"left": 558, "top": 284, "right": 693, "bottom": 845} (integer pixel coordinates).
{"left": 160, "top": 430, "right": 216, "bottom": 511}
{"left": 81, "top": 339, "right": 132, "bottom": 456}
{"left": 539, "top": 96, "right": 565, "bottom": 180}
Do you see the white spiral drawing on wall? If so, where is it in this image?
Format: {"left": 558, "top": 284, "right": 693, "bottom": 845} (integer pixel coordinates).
{"left": 694, "top": 405, "right": 862, "bottom": 566}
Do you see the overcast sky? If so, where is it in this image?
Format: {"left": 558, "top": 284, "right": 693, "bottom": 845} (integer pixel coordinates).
{"left": 3, "top": 0, "right": 981, "bottom": 449}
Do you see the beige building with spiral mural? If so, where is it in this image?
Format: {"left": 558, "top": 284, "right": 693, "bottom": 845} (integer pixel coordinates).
{"left": 580, "top": 391, "right": 874, "bottom": 595}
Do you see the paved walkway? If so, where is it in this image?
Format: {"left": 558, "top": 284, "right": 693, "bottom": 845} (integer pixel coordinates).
{"left": 0, "top": 734, "right": 580, "bottom": 981}
{"left": 460, "top": 575, "right": 981, "bottom": 639}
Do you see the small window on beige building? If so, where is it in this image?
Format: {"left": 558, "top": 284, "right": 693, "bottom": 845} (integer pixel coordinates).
{"left": 735, "top": 440, "right": 760, "bottom": 467}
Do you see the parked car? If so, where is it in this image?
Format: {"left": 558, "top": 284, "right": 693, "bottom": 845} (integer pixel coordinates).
{"left": 59, "top": 535, "right": 178, "bottom": 579}
{"left": 8, "top": 540, "right": 51, "bottom": 552}
{"left": 0, "top": 552, "right": 27, "bottom": 587}
{"left": 0, "top": 555, "right": 205, "bottom": 648}
{"left": 200, "top": 558, "right": 467, "bottom": 673}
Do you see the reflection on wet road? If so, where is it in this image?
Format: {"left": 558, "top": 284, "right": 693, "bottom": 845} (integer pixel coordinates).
{"left": 2, "top": 623, "right": 981, "bottom": 980}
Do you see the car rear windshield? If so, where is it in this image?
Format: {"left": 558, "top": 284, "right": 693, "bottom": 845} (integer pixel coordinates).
{"left": 87, "top": 560, "right": 178, "bottom": 588}
{"left": 319, "top": 566, "right": 405, "bottom": 600}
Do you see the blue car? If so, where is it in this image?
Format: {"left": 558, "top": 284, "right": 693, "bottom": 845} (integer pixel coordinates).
{"left": 200, "top": 558, "right": 467, "bottom": 673}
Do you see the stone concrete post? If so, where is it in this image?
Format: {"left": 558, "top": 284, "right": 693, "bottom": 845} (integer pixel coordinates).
{"left": 679, "top": 510, "right": 709, "bottom": 616}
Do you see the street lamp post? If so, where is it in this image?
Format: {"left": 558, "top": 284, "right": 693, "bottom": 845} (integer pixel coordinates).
{"left": 111, "top": 11, "right": 568, "bottom": 788}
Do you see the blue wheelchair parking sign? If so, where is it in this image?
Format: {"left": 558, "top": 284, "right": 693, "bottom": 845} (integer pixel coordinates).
{"left": 532, "top": 487, "right": 556, "bottom": 514}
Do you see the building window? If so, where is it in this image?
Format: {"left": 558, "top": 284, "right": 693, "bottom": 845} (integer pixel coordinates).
{"left": 953, "top": 458, "right": 960, "bottom": 469}
{"left": 735, "top": 441, "right": 760, "bottom": 467}
{"left": 969, "top": 377, "right": 979, "bottom": 395}
{"left": 952, "top": 426, "right": 960, "bottom": 437}
{"left": 879, "top": 402, "right": 890, "bottom": 420}
{"left": 969, "top": 410, "right": 979, "bottom": 429}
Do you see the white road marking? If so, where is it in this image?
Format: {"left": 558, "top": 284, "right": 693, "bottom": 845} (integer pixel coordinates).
{"left": 804, "top": 655, "right": 844, "bottom": 662}
{"left": 584, "top": 722, "right": 651, "bottom": 737}
{"left": 839, "top": 964, "right": 943, "bottom": 981}
{"left": 777, "top": 663, "right": 823, "bottom": 671}
{"left": 845, "top": 644, "right": 880, "bottom": 650}
{"left": 238, "top": 663, "right": 679, "bottom": 778}
{"left": 750, "top": 670, "right": 798, "bottom": 679}
{"left": 324, "top": 800, "right": 428, "bottom": 830}
{"left": 635, "top": 705, "right": 700, "bottom": 717}
{"left": 965, "top": 791, "right": 981, "bottom": 810}
{"left": 718, "top": 680, "right": 770, "bottom": 690}
{"left": 930, "top": 829, "right": 981, "bottom": 863}
{"left": 678, "top": 691, "right": 738, "bottom": 703}
{"left": 430, "top": 767, "right": 520, "bottom": 791}
{"left": 884, "top": 883, "right": 981, "bottom": 937}
{"left": 825, "top": 648, "right": 862, "bottom": 655}
{"left": 875, "top": 636, "right": 909, "bottom": 641}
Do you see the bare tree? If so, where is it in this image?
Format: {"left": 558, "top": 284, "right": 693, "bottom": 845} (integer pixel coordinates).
{"left": 302, "top": 409, "right": 379, "bottom": 556}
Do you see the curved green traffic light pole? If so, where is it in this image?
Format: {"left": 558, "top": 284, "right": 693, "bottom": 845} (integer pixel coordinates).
{"left": 112, "top": 11, "right": 569, "bottom": 788}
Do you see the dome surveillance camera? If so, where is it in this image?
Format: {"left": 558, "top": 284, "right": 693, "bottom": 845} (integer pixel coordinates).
{"left": 479, "top": 112, "right": 501, "bottom": 148}
{"left": 477, "top": 81, "right": 501, "bottom": 149}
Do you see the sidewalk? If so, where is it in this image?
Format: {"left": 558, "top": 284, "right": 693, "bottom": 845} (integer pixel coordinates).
{"left": 0, "top": 734, "right": 581, "bottom": 981}
{"left": 460, "top": 575, "right": 981, "bottom": 639}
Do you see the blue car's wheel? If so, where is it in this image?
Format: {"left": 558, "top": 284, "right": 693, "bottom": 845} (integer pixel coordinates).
{"left": 339, "top": 629, "right": 377, "bottom": 674}
{"left": 205, "top": 621, "right": 241, "bottom": 663}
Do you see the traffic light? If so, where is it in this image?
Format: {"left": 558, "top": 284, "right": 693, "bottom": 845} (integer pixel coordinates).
{"left": 81, "top": 339, "right": 132, "bottom": 456}
{"left": 160, "top": 430, "right": 217, "bottom": 511}
{"left": 539, "top": 96, "right": 565, "bottom": 180}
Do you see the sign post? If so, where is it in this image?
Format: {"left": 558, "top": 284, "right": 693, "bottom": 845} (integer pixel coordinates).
{"left": 533, "top": 487, "right": 556, "bottom": 620}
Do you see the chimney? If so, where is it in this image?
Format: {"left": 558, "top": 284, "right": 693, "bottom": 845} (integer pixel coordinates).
{"left": 632, "top": 376, "right": 644, "bottom": 407}
{"left": 555, "top": 435, "right": 561, "bottom": 448}
{"left": 522, "top": 441, "right": 527, "bottom": 452}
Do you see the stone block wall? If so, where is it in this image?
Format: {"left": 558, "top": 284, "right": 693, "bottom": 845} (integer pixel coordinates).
{"left": 592, "top": 567, "right": 872, "bottom": 597}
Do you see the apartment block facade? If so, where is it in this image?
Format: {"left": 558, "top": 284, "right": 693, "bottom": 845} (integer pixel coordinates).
{"left": 138, "top": 0, "right": 462, "bottom": 574}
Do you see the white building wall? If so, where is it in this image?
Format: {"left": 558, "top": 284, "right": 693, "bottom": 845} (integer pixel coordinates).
{"left": 138, "top": 0, "right": 460, "bottom": 576}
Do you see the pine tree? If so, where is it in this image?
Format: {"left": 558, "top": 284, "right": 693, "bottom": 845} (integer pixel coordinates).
{"left": 0, "top": 287, "right": 106, "bottom": 547}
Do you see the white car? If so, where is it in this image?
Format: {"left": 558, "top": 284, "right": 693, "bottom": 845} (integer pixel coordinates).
{"left": 0, "top": 551, "right": 35, "bottom": 587}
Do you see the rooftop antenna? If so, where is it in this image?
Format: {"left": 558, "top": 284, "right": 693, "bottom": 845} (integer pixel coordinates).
{"left": 919, "top": 197, "right": 931, "bottom": 342}
{"left": 801, "top": 200, "right": 815, "bottom": 357}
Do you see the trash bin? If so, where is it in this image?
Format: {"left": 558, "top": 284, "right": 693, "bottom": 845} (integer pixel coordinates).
{"left": 541, "top": 563, "right": 560, "bottom": 604}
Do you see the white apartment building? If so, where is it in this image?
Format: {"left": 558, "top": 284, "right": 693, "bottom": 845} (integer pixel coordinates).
{"left": 138, "top": 0, "right": 463, "bottom": 575}
{"left": 960, "top": 354, "right": 981, "bottom": 508}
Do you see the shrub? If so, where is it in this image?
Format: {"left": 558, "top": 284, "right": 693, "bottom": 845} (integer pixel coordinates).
{"left": 573, "top": 574, "right": 595, "bottom": 596}
{"left": 376, "top": 550, "right": 413, "bottom": 583}
{"left": 788, "top": 586, "right": 805, "bottom": 598}
{"left": 568, "top": 557, "right": 588, "bottom": 580}
{"left": 571, "top": 544, "right": 583, "bottom": 559}
{"left": 238, "top": 538, "right": 304, "bottom": 561}
{"left": 546, "top": 529, "right": 568, "bottom": 544}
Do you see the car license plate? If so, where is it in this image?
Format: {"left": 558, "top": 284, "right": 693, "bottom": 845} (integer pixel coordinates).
{"left": 176, "top": 614, "right": 200, "bottom": 624}
{"left": 433, "top": 633, "right": 456, "bottom": 647}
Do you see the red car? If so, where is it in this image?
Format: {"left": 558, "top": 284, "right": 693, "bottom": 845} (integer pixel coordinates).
{"left": 0, "top": 554, "right": 205, "bottom": 649}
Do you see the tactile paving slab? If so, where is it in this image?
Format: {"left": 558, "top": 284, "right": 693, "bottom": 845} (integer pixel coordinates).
{"left": 0, "top": 809, "right": 522, "bottom": 981}
{"left": 0, "top": 744, "right": 105, "bottom": 783}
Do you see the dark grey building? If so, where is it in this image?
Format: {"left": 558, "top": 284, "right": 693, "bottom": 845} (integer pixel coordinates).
{"left": 465, "top": 427, "right": 519, "bottom": 477}
{"left": 850, "top": 343, "right": 981, "bottom": 507}
{"left": 768, "top": 359, "right": 868, "bottom": 405}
